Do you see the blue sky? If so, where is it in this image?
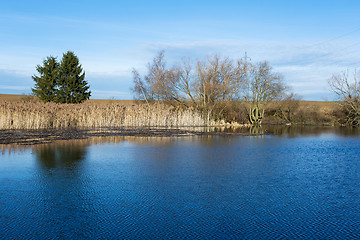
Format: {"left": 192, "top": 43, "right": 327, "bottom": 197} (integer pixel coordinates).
{"left": 1, "top": 0, "right": 360, "bottom": 100}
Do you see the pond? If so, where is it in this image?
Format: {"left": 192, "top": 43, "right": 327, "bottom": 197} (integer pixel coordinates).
{"left": 1, "top": 127, "right": 360, "bottom": 239}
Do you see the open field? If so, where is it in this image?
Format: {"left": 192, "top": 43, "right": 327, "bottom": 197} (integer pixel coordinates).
{"left": 0, "top": 94, "right": 30, "bottom": 102}
{"left": 0, "top": 94, "right": 135, "bottom": 105}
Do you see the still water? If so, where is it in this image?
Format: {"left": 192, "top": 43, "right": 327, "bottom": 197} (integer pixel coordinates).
{"left": 1, "top": 127, "right": 360, "bottom": 239}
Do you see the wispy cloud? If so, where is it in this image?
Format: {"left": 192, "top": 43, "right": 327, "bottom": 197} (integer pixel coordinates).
{"left": 139, "top": 39, "right": 360, "bottom": 100}
{"left": 2, "top": 1, "right": 360, "bottom": 101}
{"left": 91, "top": 90, "right": 132, "bottom": 100}
{"left": 0, "top": 85, "right": 31, "bottom": 91}
{"left": 2, "top": 38, "right": 359, "bottom": 100}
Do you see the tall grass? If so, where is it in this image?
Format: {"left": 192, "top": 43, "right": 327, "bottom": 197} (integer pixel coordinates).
{"left": 0, "top": 100, "right": 216, "bottom": 130}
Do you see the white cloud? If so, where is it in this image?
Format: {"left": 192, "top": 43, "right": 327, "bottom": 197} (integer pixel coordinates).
{"left": 0, "top": 56, "right": 38, "bottom": 77}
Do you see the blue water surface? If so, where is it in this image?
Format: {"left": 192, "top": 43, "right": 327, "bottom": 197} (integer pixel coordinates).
{"left": 1, "top": 130, "right": 360, "bottom": 239}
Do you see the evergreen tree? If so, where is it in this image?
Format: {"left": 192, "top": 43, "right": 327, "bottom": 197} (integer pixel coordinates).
{"left": 31, "top": 56, "right": 59, "bottom": 102}
{"left": 56, "top": 51, "right": 91, "bottom": 103}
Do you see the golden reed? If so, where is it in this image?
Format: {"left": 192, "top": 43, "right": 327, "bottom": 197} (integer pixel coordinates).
{"left": 0, "top": 100, "right": 215, "bottom": 129}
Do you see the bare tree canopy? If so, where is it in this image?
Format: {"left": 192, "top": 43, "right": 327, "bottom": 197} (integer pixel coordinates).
{"left": 132, "top": 51, "right": 173, "bottom": 102}
{"left": 329, "top": 70, "right": 360, "bottom": 127}
{"left": 132, "top": 51, "right": 249, "bottom": 120}
{"left": 247, "top": 61, "right": 287, "bottom": 102}
{"left": 245, "top": 61, "right": 288, "bottom": 125}
{"left": 132, "top": 51, "right": 290, "bottom": 125}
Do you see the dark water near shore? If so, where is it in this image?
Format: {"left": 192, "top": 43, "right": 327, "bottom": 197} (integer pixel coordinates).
{"left": 1, "top": 127, "right": 360, "bottom": 239}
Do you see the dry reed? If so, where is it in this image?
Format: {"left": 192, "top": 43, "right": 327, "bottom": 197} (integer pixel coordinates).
{"left": 0, "top": 100, "right": 216, "bottom": 130}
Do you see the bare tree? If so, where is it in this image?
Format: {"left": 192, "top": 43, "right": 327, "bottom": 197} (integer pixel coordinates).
{"left": 178, "top": 55, "right": 248, "bottom": 119}
{"left": 329, "top": 70, "right": 360, "bottom": 127}
{"left": 132, "top": 51, "right": 168, "bottom": 102}
{"left": 132, "top": 69, "right": 149, "bottom": 103}
{"left": 274, "top": 93, "right": 301, "bottom": 123}
{"left": 132, "top": 51, "right": 186, "bottom": 104}
{"left": 132, "top": 52, "right": 248, "bottom": 120}
{"left": 245, "top": 61, "right": 287, "bottom": 125}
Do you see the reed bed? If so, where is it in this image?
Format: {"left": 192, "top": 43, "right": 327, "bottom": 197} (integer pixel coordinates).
{"left": 0, "top": 100, "right": 216, "bottom": 130}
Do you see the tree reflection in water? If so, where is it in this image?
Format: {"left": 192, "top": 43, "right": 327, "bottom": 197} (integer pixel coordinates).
{"left": 35, "top": 141, "right": 88, "bottom": 170}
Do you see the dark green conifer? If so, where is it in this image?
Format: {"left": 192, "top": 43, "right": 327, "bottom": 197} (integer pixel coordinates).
{"left": 56, "top": 51, "right": 91, "bottom": 103}
{"left": 31, "top": 56, "right": 59, "bottom": 102}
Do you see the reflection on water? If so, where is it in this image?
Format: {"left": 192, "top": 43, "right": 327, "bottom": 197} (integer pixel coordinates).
{"left": 1, "top": 126, "right": 360, "bottom": 239}
{"left": 2, "top": 126, "right": 360, "bottom": 154}
{"left": 35, "top": 143, "right": 87, "bottom": 170}
{"left": 1, "top": 136, "right": 179, "bottom": 155}
{"left": 262, "top": 125, "right": 360, "bottom": 137}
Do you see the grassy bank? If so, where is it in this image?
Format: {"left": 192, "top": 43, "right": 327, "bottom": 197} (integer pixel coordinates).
{"left": 0, "top": 99, "right": 215, "bottom": 129}
{"left": 264, "top": 100, "right": 341, "bottom": 126}
{"left": 213, "top": 100, "right": 341, "bottom": 126}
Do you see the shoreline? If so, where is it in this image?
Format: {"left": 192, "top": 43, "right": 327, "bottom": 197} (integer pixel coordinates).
{"left": 0, "top": 127, "right": 251, "bottom": 145}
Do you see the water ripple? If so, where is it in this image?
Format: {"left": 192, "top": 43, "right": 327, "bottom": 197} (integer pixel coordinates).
{"left": 1, "top": 134, "right": 360, "bottom": 239}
